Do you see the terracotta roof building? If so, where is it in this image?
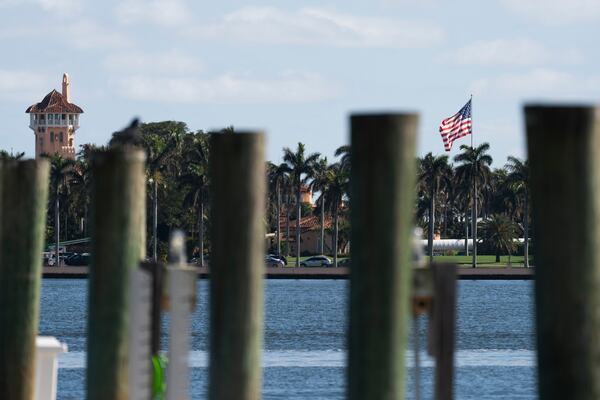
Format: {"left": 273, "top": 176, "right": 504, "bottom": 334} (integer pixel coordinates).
{"left": 26, "top": 73, "right": 83, "bottom": 159}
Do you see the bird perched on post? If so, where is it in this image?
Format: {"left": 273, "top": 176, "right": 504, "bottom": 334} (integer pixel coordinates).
{"left": 109, "top": 118, "right": 144, "bottom": 148}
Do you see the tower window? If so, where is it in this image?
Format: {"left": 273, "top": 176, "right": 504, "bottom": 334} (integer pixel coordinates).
{"left": 69, "top": 138, "right": 73, "bottom": 147}
{"left": 59, "top": 132, "right": 64, "bottom": 142}
{"left": 50, "top": 133, "right": 54, "bottom": 142}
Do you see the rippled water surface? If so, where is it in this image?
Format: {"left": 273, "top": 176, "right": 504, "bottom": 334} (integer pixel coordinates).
{"left": 39, "top": 279, "right": 536, "bottom": 399}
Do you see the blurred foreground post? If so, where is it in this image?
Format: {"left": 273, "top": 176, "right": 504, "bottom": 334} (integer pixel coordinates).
{"left": 209, "top": 132, "right": 265, "bottom": 400}
{"left": 526, "top": 105, "right": 600, "bottom": 400}
{"left": 87, "top": 146, "right": 145, "bottom": 400}
{"left": 166, "top": 230, "right": 197, "bottom": 400}
{"left": 0, "top": 160, "right": 49, "bottom": 400}
{"left": 348, "top": 114, "right": 417, "bottom": 400}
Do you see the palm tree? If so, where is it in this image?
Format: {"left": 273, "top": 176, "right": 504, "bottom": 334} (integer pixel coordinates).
{"left": 454, "top": 143, "right": 493, "bottom": 267}
{"left": 334, "top": 145, "right": 350, "bottom": 172}
{"left": 418, "top": 153, "right": 451, "bottom": 263}
{"left": 268, "top": 162, "right": 291, "bottom": 256}
{"left": 142, "top": 123, "right": 186, "bottom": 260}
{"left": 70, "top": 161, "right": 91, "bottom": 236}
{"left": 481, "top": 214, "right": 517, "bottom": 264}
{"left": 180, "top": 133, "right": 210, "bottom": 266}
{"left": 310, "top": 157, "right": 329, "bottom": 255}
{"left": 47, "top": 154, "right": 75, "bottom": 266}
{"left": 323, "top": 162, "right": 349, "bottom": 267}
{"left": 282, "top": 143, "right": 321, "bottom": 266}
{"left": 282, "top": 172, "right": 294, "bottom": 258}
{"left": 506, "top": 156, "right": 530, "bottom": 267}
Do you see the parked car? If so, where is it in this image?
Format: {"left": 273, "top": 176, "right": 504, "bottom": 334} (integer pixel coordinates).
{"left": 65, "top": 253, "right": 90, "bottom": 266}
{"left": 267, "top": 254, "right": 287, "bottom": 265}
{"left": 300, "top": 255, "right": 332, "bottom": 267}
{"left": 338, "top": 258, "right": 351, "bottom": 267}
{"left": 265, "top": 255, "right": 284, "bottom": 268}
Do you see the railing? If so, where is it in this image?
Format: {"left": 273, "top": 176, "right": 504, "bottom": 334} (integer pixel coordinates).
{"left": 60, "top": 146, "right": 75, "bottom": 156}
{"left": 29, "top": 119, "right": 79, "bottom": 129}
{"left": 2, "top": 107, "right": 599, "bottom": 400}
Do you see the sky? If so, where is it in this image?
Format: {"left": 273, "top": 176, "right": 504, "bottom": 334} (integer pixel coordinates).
{"left": 1, "top": 0, "right": 599, "bottom": 167}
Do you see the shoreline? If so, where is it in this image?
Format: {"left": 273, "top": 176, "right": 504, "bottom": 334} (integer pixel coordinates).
{"left": 42, "top": 266, "right": 534, "bottom": 280}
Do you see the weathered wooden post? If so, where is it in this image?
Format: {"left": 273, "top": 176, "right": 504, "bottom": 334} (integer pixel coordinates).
{"left": 166, "top": 230, "right": 197, "bottom": 400}
{"left": 348, "top": 114, "right": 417, "bottom": 400}
{"left": 526, "top": 105, "right": 600, "bottom": 400}
{"left": 0, "top": 160, "right": 49, "bottom": 400}
{"left": 209, "top": 132, "right": 265, "bottom": 400}
{"left": 87, "top": 145, "right": 146, "bottom": 400}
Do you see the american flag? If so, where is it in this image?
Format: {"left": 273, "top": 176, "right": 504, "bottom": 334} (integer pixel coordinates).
{"left": 439, "top": 99, "right": 472, "bottom": 151}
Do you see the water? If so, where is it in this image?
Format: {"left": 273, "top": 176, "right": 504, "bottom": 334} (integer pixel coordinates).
{"left": 39, "top": 279, "right": 536, "bottom": 399}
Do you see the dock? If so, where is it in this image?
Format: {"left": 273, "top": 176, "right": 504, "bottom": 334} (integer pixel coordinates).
{"left": 42, "top": 266, "right": 534, "bottom": 280}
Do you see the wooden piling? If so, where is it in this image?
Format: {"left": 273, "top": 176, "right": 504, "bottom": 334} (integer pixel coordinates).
{"left": 209, "top": 132, "right": 265, "bottom": 400}
{"left": 0, "top": 160, "right": 49, "bottom": 400}
{"left": 87, "top": 146, "right": 146, "bottom": 400}
{"left": 348, "top": 114, "right": 417, "bottom": 400}
{"left": 526, "top": 105, "right": 600, "bottom": 400}
{"left": 431, "top": 264, "right": 456, "bottom": 400}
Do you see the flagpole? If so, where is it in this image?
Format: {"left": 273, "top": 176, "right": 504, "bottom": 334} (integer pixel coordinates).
{"left": 470, "top": 94, "right": 477, "bottom": 268}
{"left": 470, "top": 94, "right": 474, "bottom": 148}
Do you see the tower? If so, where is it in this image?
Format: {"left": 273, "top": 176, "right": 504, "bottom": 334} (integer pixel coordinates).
{"left": 26, "top": 73, "right": 83, "bottom": 159}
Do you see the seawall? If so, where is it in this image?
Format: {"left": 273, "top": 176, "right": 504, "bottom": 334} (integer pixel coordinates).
{"left": 43, "top": 266, "right": 534, "bottom": 280}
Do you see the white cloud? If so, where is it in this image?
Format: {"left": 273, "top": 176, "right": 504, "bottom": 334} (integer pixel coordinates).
{"left": 116, "top": 0, "right": 190, "bottom": 27}
{"left": 113, "top": 71, "right": 341, "bottom": 104}
{"left": 0, "top": 70, "right": 51, "bottom": 101}
{"left": 37, "top": 0, "right": 81, "bottom": 16}
{"left": 501, "top": 0, "right": 600, "bottom": 24}
{"left": 0, "top": 20, "right": 132, "bottom": 50}
{"left": 104, "top": 50, "right": 203, "bottom": 75}
{"left": 190, "top": 6, "right": 444, "bottom": 48}
{"left": 0, "top": 0, "right": 82, "bottom": 15}
{"left": 66, "top": 20, "right": 133, "bottom": 49}
{"left": 445, "top": 39, "right": 582, "bottom": 66}
{"left": 469, "top": 68, "right": 600, "bottom": 100}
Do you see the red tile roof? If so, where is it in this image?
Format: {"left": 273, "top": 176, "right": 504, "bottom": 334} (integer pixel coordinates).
{"left": 279, "top": 214, "right": 333, "bottom": 236}
{"left": 26, "top": 90, "right": 84, "bottom": 114}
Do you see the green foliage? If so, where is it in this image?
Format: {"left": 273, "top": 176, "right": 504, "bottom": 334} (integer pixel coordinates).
{"left": 5, "top": 120, "right": 529, "bottom": 263}
{"left": 481, "top": 214, "right": 518, "bottom": 262}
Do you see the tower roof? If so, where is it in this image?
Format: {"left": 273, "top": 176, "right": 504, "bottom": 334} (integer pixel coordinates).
{"left": 25, "top": 89, "right": 84, "bottom": 114}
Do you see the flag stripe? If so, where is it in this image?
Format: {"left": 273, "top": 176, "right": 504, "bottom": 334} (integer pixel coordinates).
{"left": 439, "top": 99, "right": 472, "bottom": 151}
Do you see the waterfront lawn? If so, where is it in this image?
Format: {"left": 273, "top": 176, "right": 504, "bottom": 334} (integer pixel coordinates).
{"left": 286, "top": 254, "right": 533, "bottom": 268}
{"left": 284, "top": 255, "right": 532, "bottom": 267}
{"left": 433, "top": 255, "right": 533, "bottom": 267}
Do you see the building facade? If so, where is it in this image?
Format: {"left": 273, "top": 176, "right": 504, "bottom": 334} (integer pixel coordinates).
{"left": 26, "top": 73, "right": 83, "bottom": 159}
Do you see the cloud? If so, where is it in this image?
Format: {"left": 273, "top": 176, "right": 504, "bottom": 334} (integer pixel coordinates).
{"left": 444, "top": 39, "right": 582, "bottom": 66}
{"left": 0, "top": 70, "right": 51, "bottom": 101}
{"left": 104, "top": 50, "right": 203, "bottom": 75}
{"left": 469, "top": 68, "right": 600, "bottom": 100}
{"left": 190, "top": 6, "right": 444, "bottom": 48}
{"left": 501, "top": 0, "right": 600, "bottom": 24}
{"left": 0, "top": 0, "right": 82, "bottom": 15}
{"left": 0, "top": 19, "right": 132, "bottom": 50}
{"left": 65, "top": 20, "right": 133, "bottom": 49}
{"left": 116, "top": 0, "right": 190, "bottom": 27}
{"left": 37, "top": 0, "right": 81, "bottom": 16}
{"left": 113, "top": 71, "right": 341, "bottom": 104}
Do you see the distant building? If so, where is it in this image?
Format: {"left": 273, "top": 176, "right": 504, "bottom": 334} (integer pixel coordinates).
{"left": 26, "top": 73, "right": 83, "bottom": 159}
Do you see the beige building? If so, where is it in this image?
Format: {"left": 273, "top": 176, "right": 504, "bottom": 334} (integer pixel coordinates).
{"left": 26, "top": 73, "right": 83, "bottom": 159}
